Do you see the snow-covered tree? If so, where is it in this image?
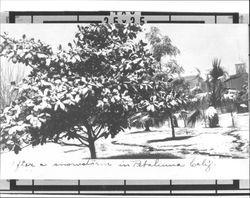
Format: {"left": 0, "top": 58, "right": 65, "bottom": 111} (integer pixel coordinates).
{"left": 0, "top": 24, "right": 161, "bottom": 158}
{"left": 131, "top": 26, "right": 187, "bottom": 138}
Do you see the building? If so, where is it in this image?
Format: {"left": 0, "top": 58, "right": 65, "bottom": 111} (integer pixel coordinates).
{"left": 224, "top": 62, "right": 248, "bottom": 91}
{"left": 183, "top": 75, "right": 208, "bottom": 93}
{"left": 224, "top": 62, "right": 248, "bottom": 113}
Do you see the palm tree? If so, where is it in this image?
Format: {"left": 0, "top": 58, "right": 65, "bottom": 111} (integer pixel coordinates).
{"left": 207, "top": 58, "right": 228, "bottom": 108}
{"left": 206, "top": 58, "right": 228, "bottom": 127}
{"left": 186, "top": 60, "right": 228, "bottom": 129}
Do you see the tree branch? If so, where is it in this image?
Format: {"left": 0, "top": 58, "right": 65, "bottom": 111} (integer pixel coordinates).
{"left": 77, "top": 135, "right": 88, "bottom": 142}
{"left": 94, "top": 124, "right": 104, "bottom": 139}
{"left": 96, "top": 127, "right": 108, "bottom": 140}
{"left": 55, "top": 130, "right": 89, "bottom": 147}
{"left": 75, "top": 135, "right": 89, "bottom": 146}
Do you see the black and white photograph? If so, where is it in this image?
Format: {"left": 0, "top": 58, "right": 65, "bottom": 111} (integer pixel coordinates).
{"left": 0, "top": 1, "right": 249, "bottom": 197}
{"left": 0, "top": 23, "right": 248, "bottom": 166}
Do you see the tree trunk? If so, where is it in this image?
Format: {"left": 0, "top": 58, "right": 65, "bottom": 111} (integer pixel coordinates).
{"left": 86, "top": 125, "right": 97, "bottom": 159}
{"left": 202, "top": 108, "right": 207, "bottom": 127}
{"left": 183, "top": 118, "right": 186, "bottom": 127}
{"left": 88, "top": 139, "right": 96, "bottom": 159}
{"left": 173, "top": 115, "right": 178, "bottom": 127}
{"left": 144, "top": 121, "right": 150, "bottom": 131}
{"left": 211, "top": 80, "right": 217, "bottom": 108}
{"left": 169, "top": 113, "right": 175, "bottom": 139}
{"left": 230, "top": 110, "right": 235, "bottom": 128}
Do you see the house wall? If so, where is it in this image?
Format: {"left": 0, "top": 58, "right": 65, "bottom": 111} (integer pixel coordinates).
{"left": 225, "top": 73, "right": 248, "bottom": 91}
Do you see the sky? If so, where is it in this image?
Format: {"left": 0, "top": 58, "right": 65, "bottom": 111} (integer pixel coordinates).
{"left": 1, "top": 24, "right": 249, "bottom": 78}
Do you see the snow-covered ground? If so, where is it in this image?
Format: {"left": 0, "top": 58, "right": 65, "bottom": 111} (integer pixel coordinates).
{"left": 1, "top": 113, "right": 249, "bottom": 162}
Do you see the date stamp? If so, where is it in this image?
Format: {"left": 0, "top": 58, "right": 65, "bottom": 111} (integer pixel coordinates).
{"left": 103, "top": 11, "right": 145, "bottom": 24}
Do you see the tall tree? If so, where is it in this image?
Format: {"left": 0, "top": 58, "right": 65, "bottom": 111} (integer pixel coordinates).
{"left": 0, "top": 24, "right": 160, "bottom": 158}
{"left": 145, "top": 26, "right": 180, "bottom": 70}
{"left": 131, "top": 27, "right": 181, "bottom": 132}
{"left": 206, "top": 58, "right": 228, "bottom": 127}
{"left": 146, "top": 27, "right": 184, "bottom": 138}
{"left": 207, "top": 58, "right": 228, "bottom": 108}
